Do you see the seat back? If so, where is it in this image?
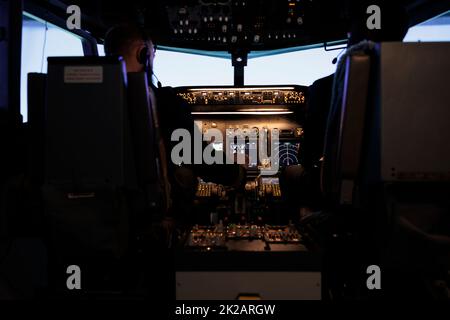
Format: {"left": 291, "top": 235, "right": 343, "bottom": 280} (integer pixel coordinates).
{"left": 27, "top": 73, "right": 47, "bottom": 184}
{"left": 322, "top": 42, "right": 450, "bottom": 295}
{"left": 322, "top": 42, "right": 374, "bottom": 207}
{"left": 44, "top": 56, "right": 134, "bottom": 260}
{"left": 376, "top": 43, "right": 450, "bottom": 275}
{"left": 323, "top": 41, "right": 450, "bottom": 206}
{"left": 378, "top": 42, "right": 450, "bottom": 183}
{"left": 126, "top": 72, "right": 167, "bottom": 220}
{"left": 46, "top": 57, "right": 135, "bottom": 188}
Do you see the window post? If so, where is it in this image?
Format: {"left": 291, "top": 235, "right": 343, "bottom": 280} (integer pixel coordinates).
{"left": 0, "top": 0, "right": 23, "bottom": 124}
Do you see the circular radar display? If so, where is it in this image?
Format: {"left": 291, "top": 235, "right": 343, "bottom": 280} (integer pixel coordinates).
{"left": 274, "top": 142, "right": 300, "bottom": 167}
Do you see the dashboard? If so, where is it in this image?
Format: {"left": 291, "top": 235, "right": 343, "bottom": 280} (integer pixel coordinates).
{"left": 177, "top": 86, "right": 305, "bottom": 106}
{"left": 176, "top": 86, "right": 307, "bottom": 171}
{"left": 175, "top": 85, "right": 309, "bottom": 247}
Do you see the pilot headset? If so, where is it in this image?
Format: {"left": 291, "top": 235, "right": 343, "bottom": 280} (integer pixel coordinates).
{"left": 138, "top": 28, "right": 161, "bottom": 87}
{"left": 137, "top": 28, "right": 150, "bottom": 72}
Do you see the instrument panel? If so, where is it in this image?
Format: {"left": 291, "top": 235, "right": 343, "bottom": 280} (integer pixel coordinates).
{"left": 178, "top": 87, "right": 305, "bottom": 106}
{"left": 176, "top": 86, "right": 307, "bottom": 172}
{"left": 177, "top": 86, "right": 308, "bottom": 235}
{"left": 160, "top": 0, "right": 348, "bottom": 51}
{"left": 186, "top": 223, "right": 302, "bottom": 250}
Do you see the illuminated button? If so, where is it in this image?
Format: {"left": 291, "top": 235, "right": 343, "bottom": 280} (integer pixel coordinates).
{"left": 297, "top": 17, "right": 303, "bottom": 25}
{"left": 237, "top": 24, "right": 243, "bottom": 32}
{"left": 222, "top": 25, "right": 227, "bottom": 32}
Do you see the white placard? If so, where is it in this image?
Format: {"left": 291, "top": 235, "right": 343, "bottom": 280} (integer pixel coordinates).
{"left": 64, "top": 66, "right": 103, "bottom": 83}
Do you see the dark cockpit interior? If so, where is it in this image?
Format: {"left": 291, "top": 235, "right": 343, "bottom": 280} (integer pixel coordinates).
{"left": 1, "top": 0, "right": 450, "bottom": 306}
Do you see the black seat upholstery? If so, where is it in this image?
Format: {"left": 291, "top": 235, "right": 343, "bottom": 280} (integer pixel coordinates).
{"left": 126, "top": 72, "right": 165, "bottom": 221}
{"left": 375, "top": 43, "right": 450, "bottom": 297}
{"left": 322, "top": 42, "right": 450, "bottom": 298}
{"left": 43, "top": 57, "right": 173, "bottom": 295}
{"left": 322, "top": 45, "right": 374, "bottom": 208}
{"left": 44, "top": 56, "right": 137, "bottom": 292}
{"left": 27, "top": 73, "right": 47, "bottom": 185}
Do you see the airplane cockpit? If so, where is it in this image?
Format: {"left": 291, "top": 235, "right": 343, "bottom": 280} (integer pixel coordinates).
{"left": 1, "top": 0, "right": 450, "bottom": 305}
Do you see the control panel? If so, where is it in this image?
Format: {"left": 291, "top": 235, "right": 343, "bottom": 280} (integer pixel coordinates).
{"left": 166, "top": 1, "right": 310, "bottom": 48}
{"left": 258, "top": 177, "right": 282, "bottom": 198}
{"left": 196, "top": 181, "right": 226, "bottom": 198}
{"left": 176, "top": 86, "right": 306, "bottom": 171}
{"left": 178, "top": 87, "right": 305, "bottom": 106}
{"left": 161, "top": 0, "right": 347, "bottom": 51}
{"left": 186, "top": 223, "right": 302, "bottom": 250}
{"left": 194, "top": 121, "right": 303, "bottom": 169}
{"left": 179, "top": 85, "right": 307, "bottom": 238}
